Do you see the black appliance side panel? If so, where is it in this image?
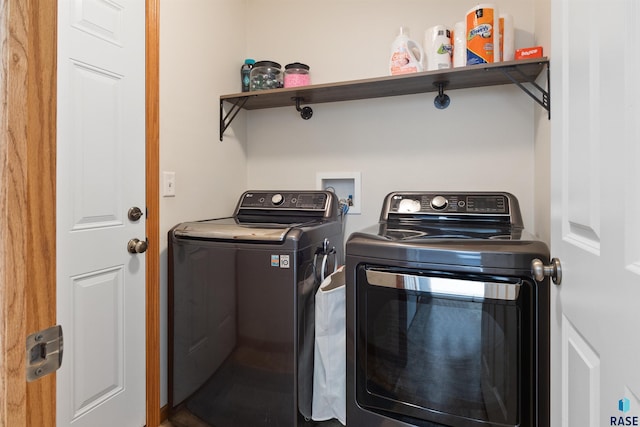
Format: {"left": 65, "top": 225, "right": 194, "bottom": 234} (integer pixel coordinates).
{"left": 171, "top": 238, "right": 237, "bottom": 406}
{"left": 192, "top": 245, "right": 298, "bottom": 427}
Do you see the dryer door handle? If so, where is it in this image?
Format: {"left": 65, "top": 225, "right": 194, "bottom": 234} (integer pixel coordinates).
{"left": 365, "top": 269, "right": 522, "bottom": 301}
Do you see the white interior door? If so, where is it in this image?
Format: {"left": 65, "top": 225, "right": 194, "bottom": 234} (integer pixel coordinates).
{"left": 551, "top": 0, "right": 640, "bottom": 426}
{"left": 56, "top": 1, "right": 146, "bottom": 426}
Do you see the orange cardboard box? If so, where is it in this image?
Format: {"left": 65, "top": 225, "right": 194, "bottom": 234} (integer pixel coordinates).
{"left": 515, "top": 46, "right": 543, "bottom": 60}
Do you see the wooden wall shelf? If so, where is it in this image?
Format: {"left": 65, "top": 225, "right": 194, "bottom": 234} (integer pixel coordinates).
{"left": 220, "top": 57, "right": 549, "bottom": 141}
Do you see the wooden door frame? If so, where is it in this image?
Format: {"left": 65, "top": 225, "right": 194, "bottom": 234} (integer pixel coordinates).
{"left": 1, "top": 1, "right": 57, "bottom": 425}
{"left": 146, "top": 0, "right": 161, "bottom": 425}
{"left": 0, "top": 0, "right": 161, "bottom": 425}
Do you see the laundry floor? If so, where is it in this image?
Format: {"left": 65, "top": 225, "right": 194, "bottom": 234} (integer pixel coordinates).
{"left": 162, "top": 406, "right": 344, "bottom": 427}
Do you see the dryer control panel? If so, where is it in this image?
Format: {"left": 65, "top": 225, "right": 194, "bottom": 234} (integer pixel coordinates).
{"left": 381, "top": 191, "right": 523, "bottom": 228}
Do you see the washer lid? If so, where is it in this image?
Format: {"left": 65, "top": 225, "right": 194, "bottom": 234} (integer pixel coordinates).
{"left": 173, "top": 217, "right": 295, "bottom": 241}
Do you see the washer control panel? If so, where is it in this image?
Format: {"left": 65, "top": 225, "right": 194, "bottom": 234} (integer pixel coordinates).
{"left": 239, "top": 191, "right": 330, "bottom": 211}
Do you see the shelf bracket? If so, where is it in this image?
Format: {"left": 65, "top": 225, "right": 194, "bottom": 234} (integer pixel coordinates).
{"left": 433, "top": 82, "right": 451, "bottom": 109}
{"left": 294, "top": 97, "right": 313, "bottom": 120}
{"left": 498, "top": 63, "right": 550, "bottom": 119}
{"left": 219, "top": 96, "right": 249, "bottom": 141}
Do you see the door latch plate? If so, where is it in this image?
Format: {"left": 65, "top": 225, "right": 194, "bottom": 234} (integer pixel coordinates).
{"left": 26, "top": 325, "right": 63, "bottom": 382}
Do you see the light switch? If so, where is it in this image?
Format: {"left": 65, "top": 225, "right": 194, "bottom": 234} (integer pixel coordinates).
{"left": 163, "top": 171, "right": 176, "bottom": 197}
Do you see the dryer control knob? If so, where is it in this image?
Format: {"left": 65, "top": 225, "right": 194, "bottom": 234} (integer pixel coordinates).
{"left": 271, "top": 194, "right": 284, "bottom": 205}
{"left": 431, "top": 195, "right": 448, "bottom": 210}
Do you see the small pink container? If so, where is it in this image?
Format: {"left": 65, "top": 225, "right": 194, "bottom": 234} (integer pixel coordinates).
{"left": 284, "top": 62, "right": 311, "bottom": 88}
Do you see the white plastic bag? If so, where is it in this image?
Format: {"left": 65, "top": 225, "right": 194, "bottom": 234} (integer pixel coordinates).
{"left": 312, "top": 266, "right": 346, "bottom": 425}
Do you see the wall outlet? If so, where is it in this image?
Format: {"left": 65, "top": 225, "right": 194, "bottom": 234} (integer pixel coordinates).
{"left": 163, "top": 171, "right": 176, "bottom": 197}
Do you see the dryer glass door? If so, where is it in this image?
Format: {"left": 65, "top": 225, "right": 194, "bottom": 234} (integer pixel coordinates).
{"left": 355, "top": 265, "right": 533, "bottom": 427}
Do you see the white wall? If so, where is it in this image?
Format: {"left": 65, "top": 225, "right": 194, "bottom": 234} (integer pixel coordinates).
{"left": 244, "top": 0, "right": 540, "bottom": 237}
{"left": 534, "top": 0, "right": 552, "bottom": 245}
{"left": 159, "top": 0, "right": 248, "bottom": 406}
{"left": 246, "top": 89, "right": 536, "bottom": 236}
{"left": 246, "top": 0, "right": 536, "bottom": 84}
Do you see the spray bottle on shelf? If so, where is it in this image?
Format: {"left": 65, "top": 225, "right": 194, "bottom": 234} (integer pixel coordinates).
{"left": 389, "top": 27, "right": 424, "bottom": 76}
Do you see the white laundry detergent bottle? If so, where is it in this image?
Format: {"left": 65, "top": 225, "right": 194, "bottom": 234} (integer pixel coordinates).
{"left": 389, "top": 27, "right": 424, "bottom": 75}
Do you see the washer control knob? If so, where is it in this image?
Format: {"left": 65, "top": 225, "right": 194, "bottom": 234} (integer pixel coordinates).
{"left": 271, "top": 194, "right": 284, "bottom": 205}
{"left": 431, "top": 195, "right": 448, "bottom": 210}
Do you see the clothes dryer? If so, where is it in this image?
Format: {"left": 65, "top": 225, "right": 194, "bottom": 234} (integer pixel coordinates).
{"left": 169, "top": 190, "right": 343, "bottom": 427}
{"left": 346, "top": 191, "right": 550, "bottom": 427}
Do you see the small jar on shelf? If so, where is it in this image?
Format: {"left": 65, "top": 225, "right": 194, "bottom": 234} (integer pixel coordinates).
{"left": 283, "top": 62, "right": 311, "bottom": 88}
{"left": 249, "top": 60, "right": 283, "bottom": 91}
